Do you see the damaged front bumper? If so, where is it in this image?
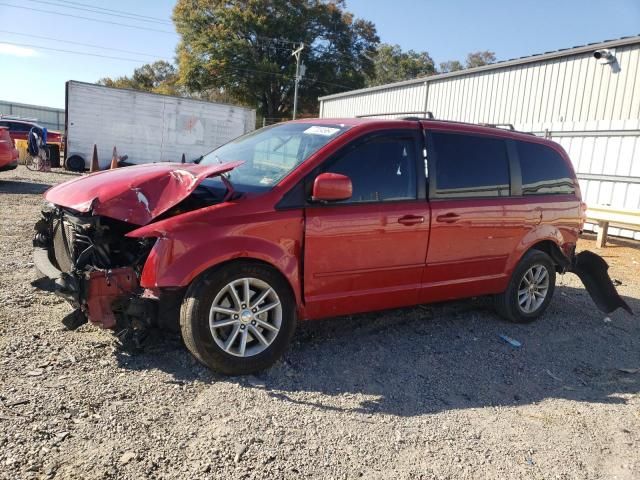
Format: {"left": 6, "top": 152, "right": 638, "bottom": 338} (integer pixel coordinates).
{"left": 33, "top": 243, "right": 139, "bottom": 329}
{"left": 31, "top": 205, "right": 161, "bottom": 331}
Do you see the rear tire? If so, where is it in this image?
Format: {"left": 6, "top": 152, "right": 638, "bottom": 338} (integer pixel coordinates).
{"left": 495, "top": 250, "right": 556, "bottom": 323}
{"left": 180, "top": 262, "right": 297, "bottom": 375}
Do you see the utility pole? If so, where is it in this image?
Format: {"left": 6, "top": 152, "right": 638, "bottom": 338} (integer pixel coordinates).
{"left": 292, "top": 43, "right": 304, "bottom": 120}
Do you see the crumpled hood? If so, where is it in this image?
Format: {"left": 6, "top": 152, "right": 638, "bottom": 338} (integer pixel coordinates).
{"left": 44, "top": 161, "right": 242, "bottom": 225}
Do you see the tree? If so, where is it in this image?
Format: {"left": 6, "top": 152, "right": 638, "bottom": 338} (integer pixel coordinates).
{"left": 366, "top": 44, "right": 435, "bottom": 86}
{"left": 98, "top": 60, "right": 180, "bottom": 94}
{"left": 173, "top": 0, "right": 379, "bottom": 118}
{"left": 465, "top": 50, "right": 496, "bottom": 68}
{"left": 438, "top": 60, "right": 464, "bottom": 73}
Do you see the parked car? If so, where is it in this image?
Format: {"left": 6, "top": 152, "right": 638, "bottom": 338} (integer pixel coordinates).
{"left": 32, "top": 118, "right": 630, "bottom": 374}
{"left": 0, "top": 126, "right": 19, "bottom": 171}
{"left": 0, "top": 116, "right": 63, "bottom": 167}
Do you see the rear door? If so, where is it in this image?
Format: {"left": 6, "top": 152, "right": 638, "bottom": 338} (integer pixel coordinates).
{"left": 303, "top": 128, "right": 430, "bottom": 318}
{"left": 420, "top": 130, "right": 525, "bottom": 302}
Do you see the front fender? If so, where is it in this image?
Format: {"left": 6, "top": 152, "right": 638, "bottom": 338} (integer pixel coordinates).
{"left": 134, "top": 209, "right": 304, "bottom": 308}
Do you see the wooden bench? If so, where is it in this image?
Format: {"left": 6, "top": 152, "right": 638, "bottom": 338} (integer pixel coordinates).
{"left": 586, "top": 205, "right": 640, "bottom": 248}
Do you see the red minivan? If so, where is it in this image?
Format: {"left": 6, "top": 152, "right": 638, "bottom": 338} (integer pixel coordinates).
{"left": 33, "top": 118, "right": 629, "bottom": 374}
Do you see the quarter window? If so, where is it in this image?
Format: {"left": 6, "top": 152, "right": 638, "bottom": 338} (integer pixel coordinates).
{"left": 431, "top": 132, "right": 510, "bottom": 198}
{"left": 517, "top": 141, "right": 575, "bottom": 195}
{"left": 324, "top": 134, "right": 417, "bottom": 203}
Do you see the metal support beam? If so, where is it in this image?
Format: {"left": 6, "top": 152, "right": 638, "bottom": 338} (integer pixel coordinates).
{"left": 577, "top": 173, "right": 640, "bottom": 184}
{"left": 532, "top": 129, "right": 640, "bottom": 138}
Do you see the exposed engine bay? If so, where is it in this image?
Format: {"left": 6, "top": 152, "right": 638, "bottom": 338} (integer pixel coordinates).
{"left": 31, "top": 179, "right": 231, "bottom": 337}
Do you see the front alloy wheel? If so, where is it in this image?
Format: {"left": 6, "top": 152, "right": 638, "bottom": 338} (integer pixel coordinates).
{"left": 180, "top": 262, "right": 297, "bottom": 375}
{"left": 209, "top": 278, "right": 282, "bottom": 357}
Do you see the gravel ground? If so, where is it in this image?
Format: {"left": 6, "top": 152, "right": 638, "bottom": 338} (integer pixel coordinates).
{"left": 1, "top": 166, "right": 639, "bottom": 480}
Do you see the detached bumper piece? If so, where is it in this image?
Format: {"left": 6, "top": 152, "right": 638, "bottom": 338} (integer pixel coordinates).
{"left": 569, "top": 250, "right": 632, "bottom": 315}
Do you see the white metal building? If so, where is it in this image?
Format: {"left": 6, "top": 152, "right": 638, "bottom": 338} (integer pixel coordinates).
{"left": 319, "top": 35, "right": 640, "bottom": 239}
{"left": 0, "top": 100, "right": 65, "bottom": 131}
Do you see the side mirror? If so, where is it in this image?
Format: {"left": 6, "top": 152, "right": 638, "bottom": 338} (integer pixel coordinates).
{"left": 312, "top": 172, "right": 352, "bottom": 202}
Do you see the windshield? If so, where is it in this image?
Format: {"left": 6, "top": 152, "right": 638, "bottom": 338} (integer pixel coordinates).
{"left": 200, "top": 122, "right": 350, "bottom": 189}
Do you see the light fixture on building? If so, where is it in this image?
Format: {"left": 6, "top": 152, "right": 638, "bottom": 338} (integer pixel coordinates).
{"left": 594, "top": 49, "right": 621, "bottom": 72}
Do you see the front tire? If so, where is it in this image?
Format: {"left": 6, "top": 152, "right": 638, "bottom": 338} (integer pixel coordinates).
{"left": 495, "top": 250, "right": 556, "bottom": 323}
{"left": 180, "top": 262, "right": 297, "bottom": 375}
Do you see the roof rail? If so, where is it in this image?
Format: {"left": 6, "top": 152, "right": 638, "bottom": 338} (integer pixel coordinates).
{"left": 479, "top": 123, "right": 515, "bottom": 131}
{"left": 356, "top": 111, "right": 434, "bottom": 120}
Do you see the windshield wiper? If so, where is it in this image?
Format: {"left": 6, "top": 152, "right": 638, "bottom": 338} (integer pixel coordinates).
{"left": 219, "top": 172, "right": 235, "bottom": 201}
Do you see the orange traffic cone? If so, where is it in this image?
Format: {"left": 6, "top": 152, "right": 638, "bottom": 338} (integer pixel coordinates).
{"left": 90, "top": 144, "right": 99, "bottom": 172}
{"left": 110, "top": 146, "right": 119, "bottom": 169}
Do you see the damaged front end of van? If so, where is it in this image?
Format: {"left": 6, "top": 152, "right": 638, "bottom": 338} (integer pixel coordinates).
{"left": 32, "top": 161, "right": 242, "bottom": 336}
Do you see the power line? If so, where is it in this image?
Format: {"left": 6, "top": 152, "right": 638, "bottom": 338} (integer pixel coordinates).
{"left": 0, "top": 30, "right": 166, "bottom": 59}
{"left": 0, "top": 40, "right": 154, "bottom": 63}
{"left": 0, "top": 3, "right": 176, "bottom": 34}
{"left": 24, "top": 0, "right": 172, "bottom": 25}
{"left": 220, "top": 65, "right": 354, "bottom": 90}
{"left": 46, "top": 0, "right": 172, "bottom": 24}
{"left": 0, "top": 38, "right": 354, "bottom": 92}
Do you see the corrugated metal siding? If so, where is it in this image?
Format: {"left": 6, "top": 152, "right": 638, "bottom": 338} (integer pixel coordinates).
{"left": 319, "top": 41, "right": 640, "bottom": 239}
{"left": 319, "top": 42, "right": 640, "bottom": 125}
{"left": 423, "top": 44, "right": 640, "bottom": 125}
{"left": 66, "top": 82, "right": 256, "bottom": 169}
{"left": 320, "top": 82, "right": 427, "bottom": 118}
{"left": 0, "top": 101, "right": 65, "bottom": 131}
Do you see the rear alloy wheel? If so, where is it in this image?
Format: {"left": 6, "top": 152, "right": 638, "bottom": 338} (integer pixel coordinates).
{"left": 517, "top": 264, "right": 550, "bottom": 313}
{"left": 180, "top": 262, "right": 296, "bottom": 375}
{"left": 495, "top": 250, "right": 556, "bottom": 323}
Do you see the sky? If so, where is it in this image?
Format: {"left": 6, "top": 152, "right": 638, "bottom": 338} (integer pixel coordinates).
{"left": 0, "top": 0, "right": 639, "bottom": 109}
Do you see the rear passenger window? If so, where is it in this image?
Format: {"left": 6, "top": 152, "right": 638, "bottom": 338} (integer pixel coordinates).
{"left": 517, "top": 142, "right": 575, "bottom": 195}
{"left": 431, "top": 132, "right": 510, "bottom": 198}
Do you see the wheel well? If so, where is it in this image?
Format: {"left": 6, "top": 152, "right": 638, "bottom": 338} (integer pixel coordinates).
{"left": 201, "top": 257, "right": 297, "bottom": 300}
{"left": 528, "top": 240, "right": 570, "bottom": 270}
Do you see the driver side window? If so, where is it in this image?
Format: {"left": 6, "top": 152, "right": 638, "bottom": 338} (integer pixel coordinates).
{"left": 323, "top": 133, "right": 418, "bottom": 203}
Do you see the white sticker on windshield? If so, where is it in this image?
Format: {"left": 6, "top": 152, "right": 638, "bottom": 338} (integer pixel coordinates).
{"left": 304, "top": 126, "right": 340, "bottom": 136}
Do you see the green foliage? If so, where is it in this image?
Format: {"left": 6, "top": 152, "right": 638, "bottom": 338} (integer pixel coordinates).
{"left": 96, "top": 4, "right": 499, "bottom": 115}
{"left": 465, "top": 50, "right": 496, "bottom": 68}
{"left": 438, "top": 50, "right": 495, "bottom": 74}
{"left": 97, "top": 60, "right": 180, "bottom": 94}
{"left": 173, "top": 0, "right": 379, "bottom": 118}
{"left": 438, "top": 60, "right": 464, "bottom": 73}
{"left": 366, "top": 44, "right": 435, "bottom": 86}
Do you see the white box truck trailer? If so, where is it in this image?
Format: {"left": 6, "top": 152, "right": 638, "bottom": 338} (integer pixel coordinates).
{"left": 64, "top": 81, "right": 256, "bottom": 170}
